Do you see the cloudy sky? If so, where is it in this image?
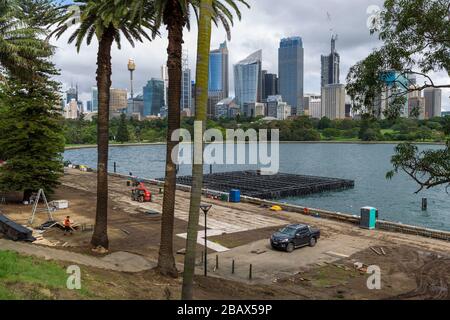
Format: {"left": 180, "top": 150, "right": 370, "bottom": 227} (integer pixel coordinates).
{"left": 53, "top": 0, "right": 450, "bottom": 111}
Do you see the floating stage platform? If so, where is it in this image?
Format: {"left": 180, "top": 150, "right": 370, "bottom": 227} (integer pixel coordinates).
{"left": 173, "top": 171, "right": 355, "bottom": 200}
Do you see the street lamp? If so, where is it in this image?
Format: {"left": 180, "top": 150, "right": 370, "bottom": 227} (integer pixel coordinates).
{"left": 127, "top": 59, "right": 136, "bottom": 114}
{"left": 200, "top": 203, "right": 212, "bottom": 277}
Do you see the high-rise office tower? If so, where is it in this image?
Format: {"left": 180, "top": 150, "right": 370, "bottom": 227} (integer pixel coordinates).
{"left": 143, "top": 78, "right": 165, "bottom": 116}
{"left": 86, "top": 101, "right": 92, "bottom": 113}
{"left": 424, "top": 88, "right": 442, "bottom": 118}
{"left": 208, "top": 41, "right": 229, "bottom": 117}
{"left": 374, "top": 71, "right": 409, "bottom": 118}
{"left": 161, "top": 65, "right": 169, "bottom": 107}
{"left": 209, "top": 41, "right": 229, "bottom": 98}
{"left": 66, "top": 84, "right": 78, "bottom": 104}
{"left": 262, "top": 71, "right": 279, "bottom": 102}
{"left": 109, "top": 88, "right": 128, "bottom": 115}
{"left": 278, "top": 37, "right": 304, "bottom": 115}
{"left": 303, "top": 94, "right": 322, "bottom": 118}
{"left": 91, "top": 87, "right": 98, "bottom": 112}
{"left": 234, "top": 50, "right": 263, "bottom": 110}
{"left": 321, "top": 35, "right": 340, "bottom": 88}
{"left": 321, "top": 84, "right": 346, "bottom": 120}
{"left": 180, "top": 52, "right": 192, "bottom": 112}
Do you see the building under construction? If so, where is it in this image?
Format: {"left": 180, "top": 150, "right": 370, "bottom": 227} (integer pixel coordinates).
{"left": 174, "top": 170, "right": 354, "bottom": 200}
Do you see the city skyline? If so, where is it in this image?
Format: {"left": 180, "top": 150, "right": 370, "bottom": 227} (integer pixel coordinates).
{"left": 54, "top": 0, "right": 449, "bottom": 111}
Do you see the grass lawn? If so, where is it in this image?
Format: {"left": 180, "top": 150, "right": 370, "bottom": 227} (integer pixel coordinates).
{"left": 0, "top": 250, "right": 91, "bottom": 300}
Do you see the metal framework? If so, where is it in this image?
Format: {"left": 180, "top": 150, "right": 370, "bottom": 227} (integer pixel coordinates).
{"left": 174, "top": 171, "right": 355, "bottom": 200}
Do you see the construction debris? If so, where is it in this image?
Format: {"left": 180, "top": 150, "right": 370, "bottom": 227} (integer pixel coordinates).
{"left": 251, "top": 249, "right": 267, "bottom": 255}
{"left": 121, "top": 229, "right": 130, "bottom": 235}
{"left": 370, "top": 247, "right": 383, "bottom": 256}
{"left": 0, "top": 214, "right": 35, "bottom": 241}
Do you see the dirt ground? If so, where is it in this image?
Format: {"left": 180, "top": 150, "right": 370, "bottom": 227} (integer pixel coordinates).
{"left": 1, "top": 168, "right": 450, "bottom": 300}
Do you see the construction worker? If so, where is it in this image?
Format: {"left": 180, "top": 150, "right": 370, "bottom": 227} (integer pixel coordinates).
{"left": 63, "top": 216, "right": 73, "bottom": 235}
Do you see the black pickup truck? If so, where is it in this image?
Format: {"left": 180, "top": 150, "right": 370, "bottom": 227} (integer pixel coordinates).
{"left": 270, "top": 224, "right": 320, "bottom": 253}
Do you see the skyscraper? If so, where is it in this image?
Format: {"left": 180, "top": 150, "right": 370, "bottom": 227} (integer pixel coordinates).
{"left": 143, "top": 78, "right": 165, "bottom": 116}
{"left": 109, "top": 88, "right": 128, "bottom": 113}
{"left": 278, "top": 37, "right": 304, "bottom": 115}
{"left": 161, "top": 65, "right": 169, "bottom": 107}
{"left": 234, "top": 50, "right": 262, "bottom": 110}
{"left": 91, "top": 87, "right": 98, "bottom": 112}
{"left": 209, "top": 41, "right": 229, "bottom": 98}
{"left": 208, "top": 41, "right": 229, "bottom": 118}
{"left": 321, "top": 84, "right": 346, "bottom": 120}
{"left": 66, "top": 85, "right": 78, "bottom": 104}
{"left": 424, "top": 88, "right": 442, "bottom": 118}
{"left": 262, "top": 71, "right": 279, "bottom": 102}
{"left": 374, "top": 71, "right": 409, "bottom": 118}
{"left": 321, "top": 35, "right": 340, "bottom": 88}
{"left": 180, "top": 52, "right": 192, "bottom": 112}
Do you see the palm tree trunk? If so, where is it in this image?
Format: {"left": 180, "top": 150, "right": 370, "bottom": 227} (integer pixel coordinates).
{"left": 181, "top": 0, "right": 213, "bottom": 300}
{"left": 157, "top": 1, "right": 185, "bottom": 277}
{"left": 91, "top": 26, "right": 115, "bottom": 250}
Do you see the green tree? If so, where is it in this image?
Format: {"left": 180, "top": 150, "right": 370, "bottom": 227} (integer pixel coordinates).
{"left": 348, "top": 0, "right": 449, "bottom": 189}
{"left": 0, "top": 0, "right": 58, "bottom": 80}
{"left": 128, "top": 0, "right": 248, "bottom": 277}
{"left": 317, "top": 116, "right": 332, "bottom": 130}
{"left": 0, "top": 0, "right": 64, "bottom": 201}
{"left": 116, "top": 113, "right": 130, "bottom": 143}
{"left": 181, "top": 0, "right": 213, "bottom": 300}
{"left": 347, "top": 0, "right": 449, "bottom": 116}
{"left": 52, "top": 0, "right": 156, "bottom": 250}
{"left": 387, "top": 142, "right": 450, "bottom": 192}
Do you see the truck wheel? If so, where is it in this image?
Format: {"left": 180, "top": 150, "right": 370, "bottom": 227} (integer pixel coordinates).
{"left": 309, "top": 237, "right": 317, "bottom": 247}
{"left": 286, "top": 243, "right": 294, "bottom": 253}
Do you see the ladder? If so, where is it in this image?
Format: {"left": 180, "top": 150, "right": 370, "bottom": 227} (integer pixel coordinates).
{"left": 29, "top": 189, "right": 54, "bottom": 225}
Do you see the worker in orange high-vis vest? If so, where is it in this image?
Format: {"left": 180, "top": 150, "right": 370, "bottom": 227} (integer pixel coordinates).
{"left": 63, "top": 216, "right": 73, "bottom": 235}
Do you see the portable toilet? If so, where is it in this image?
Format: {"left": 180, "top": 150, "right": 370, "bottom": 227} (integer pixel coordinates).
{"left": 360, "top": 207, "right": 378, "bottom": 229}
{"left": 229, "top": 189, "right": 241, "bottom": 203}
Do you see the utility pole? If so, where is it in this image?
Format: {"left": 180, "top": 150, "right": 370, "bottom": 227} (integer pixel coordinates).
{"left": 128, "top": 59, "right": 136, "bottom": 114}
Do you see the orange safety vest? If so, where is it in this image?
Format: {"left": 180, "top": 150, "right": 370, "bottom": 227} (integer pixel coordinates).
{"left": 64, "top": 218, "right": 71, "bottom": 227}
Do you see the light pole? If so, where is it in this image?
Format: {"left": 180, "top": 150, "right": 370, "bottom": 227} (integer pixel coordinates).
{"left": 200, "top": 203, "right": 212, "bottom": 277}
{"left": 127, "top": 59, "right": 136, "bottom": 114}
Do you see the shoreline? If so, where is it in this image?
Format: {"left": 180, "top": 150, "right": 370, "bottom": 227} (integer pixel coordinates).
{"left": 64, "top": 140, "right": 446, "bottom": 150}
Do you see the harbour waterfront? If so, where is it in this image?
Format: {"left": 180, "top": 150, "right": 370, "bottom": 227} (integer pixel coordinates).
{"left": 64, "top": 142, "right": 450, "bottom": 231}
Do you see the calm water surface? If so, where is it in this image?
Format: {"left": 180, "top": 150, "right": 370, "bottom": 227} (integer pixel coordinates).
{"left": 64, "top": 143, "right": 450, "bottom": 231}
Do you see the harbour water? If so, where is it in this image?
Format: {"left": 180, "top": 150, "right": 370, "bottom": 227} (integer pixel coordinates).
{"left": 64, "top": 143, "right": 450, "bottom": 231}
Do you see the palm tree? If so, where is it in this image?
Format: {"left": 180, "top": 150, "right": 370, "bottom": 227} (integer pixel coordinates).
{"left": 181, "top": 0, "right": 213, "bottom": 300}
{"left": 181, "top": 0, "right": 249, "bottom": 299}
{"left": 51, "top": 0, "right": 156, "bottom": 250}
{"left": 141, "top": 0, "right": 248, "bottom": 278}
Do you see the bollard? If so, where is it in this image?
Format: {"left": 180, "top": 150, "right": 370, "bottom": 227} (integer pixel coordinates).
{"left": 215, "top": 255, "right": 219, "bottom": 270}
{"left": 200, "top": 251, "right": 204, "bottom": 264}
{"left": 114, "top": 162, "right": 117, "bottom": 173}
{"left": 210, "top": 164, "right": 213, "bottom": 174}
{"left": 422, "top": 198, "right": 428, "bottom": 211}
{"left": 231, "top": 260, "right": 235, "bottom": 274}
{"left": 249, "top": 264, "right": 252, "bottom": 280}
